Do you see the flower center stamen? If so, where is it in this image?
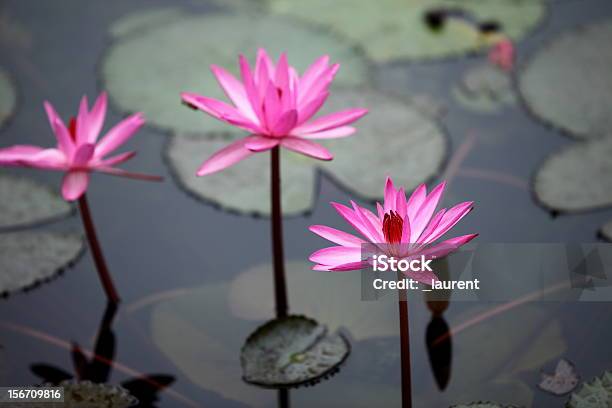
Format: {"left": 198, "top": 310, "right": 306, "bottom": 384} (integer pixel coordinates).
{"left": 383, "top": 211, "right": 403, "bottom": 244}
{"left": 68, "top": 117, "right": 77, "bottom": 141}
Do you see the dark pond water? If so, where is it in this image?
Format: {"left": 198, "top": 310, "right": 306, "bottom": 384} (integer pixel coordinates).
{"left": 1, "top": 0, "right": 612, "bottom": 407}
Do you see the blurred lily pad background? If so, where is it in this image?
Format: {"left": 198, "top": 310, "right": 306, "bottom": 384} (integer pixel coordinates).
{"left": 1, "top": 0, "right": 612, "bottom": 407}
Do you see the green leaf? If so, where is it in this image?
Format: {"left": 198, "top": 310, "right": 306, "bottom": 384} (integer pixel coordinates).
{"left": 567, "top": 371, "right": 612, "bottom": 408}
{"left": 263, "top": 0, "right": 545, "bottom": 62}
{"left": 0, "top": 232, "right": 84, "bottom": 296}
{"left": 534, "top": 137, "right": 612, "bottom": 213}
{"left": 519, "top": 20, "right": 612, "bottom": 139}
{"left": 0, "top": 173, "right": 72, "bottom": 230}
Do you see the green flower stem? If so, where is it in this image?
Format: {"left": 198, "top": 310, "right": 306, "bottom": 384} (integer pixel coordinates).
{"left": 271, "top": 146, "right": 288, "bottom": 318}
{"left": 398, "top": 271, "right": 412, "bottom": 408}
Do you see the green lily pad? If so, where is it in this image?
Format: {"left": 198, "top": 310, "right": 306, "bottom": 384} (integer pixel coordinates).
{"left": 519, "top": 20, "right": 612, "bottom": 139}
{"left": 534, "top": 137, "right": 612, "bottom": 213}
{"left": 600, "top": 220, "right": 612, "bottom": 242}
{"left": 165, "top": 88, "right": 447, "bottom": 215}
{"left": 13, "top": 381, "right": 138, "bottom": 408}
{"left": 567, "top": 371, "right": 612, "bottom": 408}
{"left": 262, "top": 0, "right": 545, "bottom": 62}
{"left": 0, "top": 232, "right": 84, "bottom": 296}
{"left": 241, "top": 315, "right": 349, "bottom": 388}
{"left": 108, "top": 7, "right": 187, "bottom": 39}
{"left": 0, "top": 173, "right": 72, "bottom": 230}
{"left": 0, "top": 68, "right": 16, "bottom": 129}
{"left": 452, "top": 64, "right": 516, "bottom": 113}
{"left": 102, "top": 12, "right": 370, "bottom": 134}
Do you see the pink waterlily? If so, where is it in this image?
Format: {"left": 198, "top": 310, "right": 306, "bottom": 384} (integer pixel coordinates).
{"left": 309, "top": 178, "right": 477, "bottom": 284}
{"left": 0, "top": 92, "right": 161, "bottom": 201}
{"left": 181, "top": 48, "right": 368, "bottom": 176}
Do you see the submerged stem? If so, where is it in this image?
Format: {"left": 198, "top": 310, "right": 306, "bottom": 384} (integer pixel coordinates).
{"left": 271, "top": 146, "right": 288, "bottom": 318}
{"left": 398, "top": 272, "right": 412, "bottom": 408}
{"left": 78, "top": 194, "right": 120, "bottom": 304}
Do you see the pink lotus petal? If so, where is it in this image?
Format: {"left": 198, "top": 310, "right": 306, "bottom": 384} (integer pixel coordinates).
{"left": 272, "top": 109, "right": 297, "bottom": 136}
{"left": 97, "top": 151, "right": 136, "bottom": 167}
{"left": 329, "top": 261, "right": 370, "bottom": 271}
{"left": 254, "top": 48, "right": 274, "bottom": 84}
{"left": 299, "top": 55, "right": 329, "bottom": 93}
{"left": 244, "top": 135, "right": 280, "bottom": 152}
{"left": 263, "top": 82, "right": 282, "bottom": 131}
{"left": 73, "top": 143, "right": 95, "bottom": 166}
{"left": 406, "top": 183, "right": 426, "bottom": 222}
{"left": 331, "top": 202, "right": 374, "bottom": 242}
{"left": 298, "top": 64, "right": 338, "bottom": 107}
{"left": 351, "top": 200, "right": 384, "bottom": 243}
{"left": 383, "top": 177, "right": 397, "bottom": 214}
{"left": 44, "top": 101, "right": 74, "bottom": 155}
{"left": 418, "top": 208, "right": 446, "bottom": 244}
{"left": 96, "top": 166, "right": 163, "bottom": 182}
{"left": 309, "top": 225, "right": 366, "bottom": 247}
{"left": 423, "top": 202, "right": 473, "bottom": 244}
{"left": 396, "top": 187, "right": 407, "bottom": 218}
{"left": 411, "top": 181, "right": 446, "bottom": 242}
{"left": 76, "top": 95, "right": 90, "bottom": 145}
{"left": 87, "top": 92, "right": 107, "bottom": 143}
{"left": 181, "top": 92, "right": 255, "bottom": 132}
{"left": 62, "top": 170, "right": 90, "bottom": 201}
{"left": 95, "top": 113, "right": 144, "bottom": 158}
{"left": 239, "top": 55, "right": 265, "bottom": 123}
{"left": 294, "top": 108, "right": 368, "bottom": 134}
{"left": 210, "top": 65, "right": 259, "bottom": 124}
{"left": 400, "top": 214, "right": 412, "bottom": 244}
{"left": 296, "top": 126, "right": 356, "bottom": 139}
{"left": 312, "top": 264, "right": 330, "bottom": 271}
{"left": 421, "top": 234, "right": 478, "bottom": 259}
{"left": 280, "top": 137, "right": 332, "bottom": 160}
{"left": 196, "top": 137, "right": 254, "bottom": 176}
{"left": 309, "top": 246, "right": 362, "bottom": 266}
{"left": 274, "top": 53, "right": 292, "bottom": 110}
{"left": 296, "top": 91, "right": 329, "bottom": 126}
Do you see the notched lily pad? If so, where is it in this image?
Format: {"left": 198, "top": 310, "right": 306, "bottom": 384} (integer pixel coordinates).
{"left": 0, "top": 68, "right": 16, "bottom": 129}
{"left": 452, "top": 64, "right": 516, "bottom": 113}
{"left": 534, "top": 137, "right": 612, "bottom": 213}
{"left": 519, "top": 20, "right": 612, "bottom": 139}
{"left": 0, "top": 174, "right": 72, "bottom": 230}
{"left": 263, "top": 0, "right": 545, "bottom": 62}
{"left": 241, "top": 315, "right": 349, "bottom": 388}
{"left": 102, "top": 12, "right": 369, "bottom": 134}
{"left": 0, "top": 232, "right": 84, "bottom": 296}
{"left": 567, "top": 371, "right": 612, "bottom": 408}
{"left": 165, "top": 88, "right": 447, "bottom": 216}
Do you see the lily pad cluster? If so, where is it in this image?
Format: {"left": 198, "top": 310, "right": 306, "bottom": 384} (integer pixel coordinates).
{"left": 0, "top": 67, "right": 16, "bottom": 129}
{"left": 240, "top": 315, "right": 349, "bottom": 388}
{"left": 0, "top": 172, "right": 82, "bottom": 296}
{"left": 452, "top": 64, "right": 516, "bottom": 113}
{"left": 261, "top": 0, "right": 546, "bottom": 62}
{"left": 102, "top": 7, "right": 450, "bottom": 215}
{"left": 567, "top": 371, "right": 612, "bottom": 408}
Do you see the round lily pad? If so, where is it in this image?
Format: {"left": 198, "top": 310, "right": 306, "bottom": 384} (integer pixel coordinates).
{"left": 241, "top": 315, "right": 349, "bottom": 388}
{"left": 533, "top": 137, "right": 612, "bottom": 213}
{"left": 165, "top": 88, "right": 447, "bottom": 215}
{"left": 262, "top": 0, "right": 545, "bottom": 62}
{"left": 0, "top": 174, "right": 72, "bottom": 230}
{"left": 0, "top": 68, "right": 16, "bottom": 130}
{"left": 452, "top": 64, "right": 516, "bottom": 113}
{"left": 102, "top": 12, "right": 370, "bottom": 134}
{"left": 519, "top": 20, "right": 612, "bottom": 139}
{"left": 16, "top": 381, "right": 138, "bottom": 408}
{"left": 600, "top": 220, "right": 612, "bottom": 242}
{"left": 0, "top": 232, "right": 84, "bottom": 296}
{"left": 108, "top": 7, "right": 187, "bottom": 39}
{"left": 567, "top": 371, "right": 612, "bottom": 408}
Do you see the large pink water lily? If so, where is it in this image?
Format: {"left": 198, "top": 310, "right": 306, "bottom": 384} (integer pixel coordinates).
{"left": 309, "top": 178, "right": 477, "bottom": 284}
{"left": 181, "top": 49, "right": 368, "bottom": 176}
{"left": 0, "top": 92, "right": 161, "bottom": 201}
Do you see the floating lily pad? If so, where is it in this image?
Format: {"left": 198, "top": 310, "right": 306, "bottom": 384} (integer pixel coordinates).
{"left": 165, "top": 88, "right": 447, "bottom": 215}
{"left": 0, "top": 174, "right": 72, "bottom": 230}
{"left": 567, "top": 371, "right": 612, "bottom": 408}
{"left": 0, "top": 68, "right": 16, "bottom": 129}
{"left": 519, "top": 20, "right": 612, "bottom": 139}
{"left": 534, "top": 137, "right": 612, "bottom": 213}
{"left": 452, "top": 64, "right": 516, "bottom": 113}
{"left": 0, "top": 232, "right": 84, "bottom": 296}
{"left": 108, "top": 7, "right": 187, "bottom": 39}
{"left": 102, "top": 12, "right": 370, "bottom": 134}
{"left": 241, "top": 315, "right": 349, "bottom": 388}
{"left": 600, "top": 220, "right": 612, "bottom": 242}
{"left": 14, "top": 381, "right": 138, "bottom": 408}
{"left": 263, "top": 0, "right": 545, "bottom": 62}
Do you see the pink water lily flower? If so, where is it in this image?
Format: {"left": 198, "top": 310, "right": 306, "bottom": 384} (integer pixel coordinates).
{"left": 309, "top": 178, "right": 477, "bottom": 284}
{"left": 488, "top": 38, "right": 515, "bottom": 71}
{"left": 0, "top": 92, "right": 161, "bottom": 201}
{"left": 181, "top": 49, "right": 368, "bottom": 176}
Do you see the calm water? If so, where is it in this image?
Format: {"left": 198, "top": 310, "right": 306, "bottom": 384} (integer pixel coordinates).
{"left": 1, "top": 0, "right": 612, "bottom": 407}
